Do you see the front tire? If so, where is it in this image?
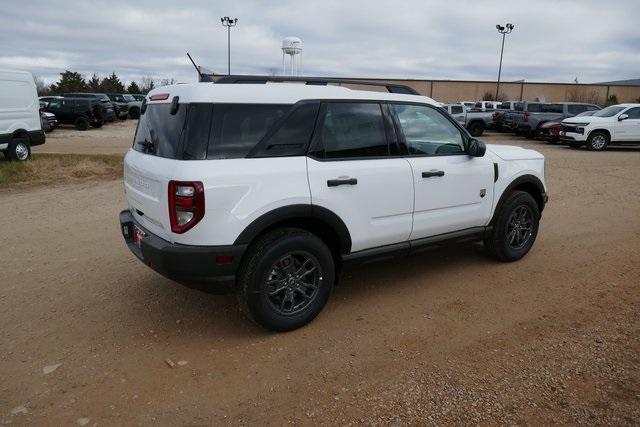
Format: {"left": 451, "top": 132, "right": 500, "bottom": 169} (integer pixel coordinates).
{"left": 237, "top": 228, "right": 335, "bottom": 331}
{"left": 485, "top": 191, "right": 540, "bottom": 262}
{"left": 7, "top": 136, "right": 31, "bottom": 161}
{"left": 75, "top": 117, "right": 89, "bottom": 131}
{"left": 468, "top": 122, "right": 484, "bottom": 137}
{"left": 586, "top": 131, "right": 609, "bottom": 151}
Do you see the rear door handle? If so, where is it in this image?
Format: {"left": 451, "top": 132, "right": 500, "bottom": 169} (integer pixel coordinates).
{"left": 422, "top": 170, "right": 445, "bottom": 178}
{"left": 327, "top": 178, "right": 358, "bottom": 187}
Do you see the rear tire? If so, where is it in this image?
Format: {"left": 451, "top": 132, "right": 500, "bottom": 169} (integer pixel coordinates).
{"left": 7, "top": 136, "right": 31, "bottom": 161}
{"left": 485, "top": 191, "right": 540, "bottom": 262}
{"left": 75, "top": 117, "right": 89, "bottom": 131}
{"left": 586, "top": 131, "right": 609, "bottom": 151}
{"left": 237, "top": 228, "right": 335, "bottom": 331}
{"left": 129, "top": 108, "right": 140, "bottom": 119}
{"left": 468, "top": 122, "right": 484, "bottom": 137}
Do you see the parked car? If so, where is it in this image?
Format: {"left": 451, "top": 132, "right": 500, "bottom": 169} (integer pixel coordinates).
{"left": 42, "top": 97, "right": 104, "bottom": 130}
{"left": 106, "top": 93, "right": 130, "bottom": 120}
{"left": 63, "top": 93, "right": 116, "bottom": 122}
{"left": 123, "top": 94, "right": 142, "bottom": 119}
{"left": 519, "top": 102, "right": 601, "bottom": 138}
{"left": 442, "top": 103, "right": 466, "bottom": 125}
{"left": 461, "top": 110, "right": 496, "bottom": 137}
{"left": 460, "top": 101, "right": 476, "bottom": 109}
{"left": 536, "top": 110, "right": 599, "bottom": 143}
{"left": 560, "top": 104, "right": 640, "bottom": 150}
{"left": 503, "top": 102, "right": 545, "bottom": 133}
{"left": 0, "top": 69, "right": 45, "bottom": 161}
{"left": 492, "top": 101, "right": 521, "bottom": 131}
{"left": 118, "top": 79, "right": 548, "bottom": 331}
{"left": 40, "top": 111, "right": 58, "bottom": 132}
{"left": 473, "top": 101, "right": 501, "bottom": 111}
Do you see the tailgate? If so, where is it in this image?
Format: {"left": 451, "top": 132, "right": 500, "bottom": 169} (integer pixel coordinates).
{"left": 124, "top": 150, "right": 176, "bottom": 242}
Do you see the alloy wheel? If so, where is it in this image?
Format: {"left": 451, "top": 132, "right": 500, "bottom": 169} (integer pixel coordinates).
{"left": 506, "top": 205, "right": 533, "bottom": 250}
{"left": 265, "top": 251, "right": 322, "bottom": 316}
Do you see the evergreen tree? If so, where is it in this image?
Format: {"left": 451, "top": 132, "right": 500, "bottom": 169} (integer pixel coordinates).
{"left": 99, "top": 72, "right": 125, "bottom": 93}
{"left": 87, "top": 73, "right": 102, "bottom": 92}
{"left": 49, "top": 70, "right": 87, "bottom": 94}
{"left": 127, "top": 81, "right": 141, "bottom": 94}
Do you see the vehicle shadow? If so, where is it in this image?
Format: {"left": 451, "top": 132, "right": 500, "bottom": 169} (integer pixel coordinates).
{"left": 127, "top": 242, "right": 493, "bottom": 339}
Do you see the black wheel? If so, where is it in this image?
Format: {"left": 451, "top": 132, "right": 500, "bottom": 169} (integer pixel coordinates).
{"left": 7, "top": 136, "right": 31, "bottom": 161}
{"left": 129, "top": 108, "right": 140, "bottom": 119}
{"left": 485, "top": 191, "right": 540, "bottom": 262}
{"left": 586, "top": 131, "right": 609, "bottom": 151}
{"left": 75, "top": 117, "right": 89, "bottom": 131}
{"left": 468, "top": 122, "right": 484, "bottom": 137}
{"left": 237, "top": 228, "right": 335, "bottom": 331}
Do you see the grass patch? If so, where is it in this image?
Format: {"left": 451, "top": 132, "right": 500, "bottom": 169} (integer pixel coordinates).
{"left": 0, "top": 153, "right": 123, "bottom": 189}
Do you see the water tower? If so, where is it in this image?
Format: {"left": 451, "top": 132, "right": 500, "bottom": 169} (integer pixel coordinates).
{"left": 282, "top": 37, "right": 303, "bottom": 76}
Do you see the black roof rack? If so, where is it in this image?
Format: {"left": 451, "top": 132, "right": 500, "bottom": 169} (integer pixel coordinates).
{"left": 209, "top": 75, "right": 421, "bottom": 95}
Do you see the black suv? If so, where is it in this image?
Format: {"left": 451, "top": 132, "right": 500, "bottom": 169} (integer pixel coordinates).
{"left": 42, "top": 98, "right": 104, "bottom": 130}
{"left": 64, "top": 93, "right": 116, "bottom": 122}
{"left": 106, "top": 93, "right": 130, "bottom": 120}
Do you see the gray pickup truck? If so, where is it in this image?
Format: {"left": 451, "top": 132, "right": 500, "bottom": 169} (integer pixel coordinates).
{"left": 507, "top": 102, "right": 600, "bottom": 137}
{"left": 442, "top": 104, "right": 495, "bottom": 137}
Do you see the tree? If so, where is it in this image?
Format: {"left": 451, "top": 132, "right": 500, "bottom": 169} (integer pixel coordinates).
{"left": 159, "top": 77, "right": 175, "bottom": 87}
{"left": 481, "top": 91, "right": 507, "bottom": 102}
{"left": 139, "top": 76, "right": 155, "bottom": 94}
{"left": 33, "top": 75, "right": 50, "bottom": 95}
{"left": 127, "top": 81, "right": 141, "bottom": 94}
{"left": 99, "top": 72, "right": 125, "bottom": 93}
{"left": 605, "top": 94, "right": 618, "bottom": 106}
{"left": 49, "top": 70, "right": 87, "bottom": 94}
{"left": 87, "top": 73, "right": 102, "bottom": 92}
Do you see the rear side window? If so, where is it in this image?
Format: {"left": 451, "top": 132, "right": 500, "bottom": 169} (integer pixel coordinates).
{"left": 544, "top": 104, "right": 564, "bottom": 113}
{"left": 314, "top": 103, "right": 388, "bottom": 159}
{"left": 252, "top": 103, "right": 320, "bottom": 157}
{"left": 527, "top": 103, "right": 542, "bottom": 112}
{"left": 450, "top": 105, "right": 463, "bottom": 114}
{"left": 207, "top": 104, "right": 289, "bottom": 159}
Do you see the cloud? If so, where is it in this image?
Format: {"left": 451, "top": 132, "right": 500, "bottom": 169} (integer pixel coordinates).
{"left": 0, "top": 0, "right": 638, "bottom": 85}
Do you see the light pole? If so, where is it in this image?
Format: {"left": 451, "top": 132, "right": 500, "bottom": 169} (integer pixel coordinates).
{"left": 495, "top": 23, "right": 514, "bottom": 101}
{"left": 220, "top": 16, "right": 238, "bottom": 75}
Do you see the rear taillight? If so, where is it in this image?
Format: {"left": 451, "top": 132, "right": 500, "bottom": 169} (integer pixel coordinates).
{"left": 168, "top": 181, "right": 204, "bottom": 234}
{"left": 524, "top": 112, "right": 530, "bottom": 123}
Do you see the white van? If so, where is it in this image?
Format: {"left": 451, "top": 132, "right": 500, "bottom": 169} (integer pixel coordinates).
{"left": 0, "top": 69, "right": 45, "bottom": 161}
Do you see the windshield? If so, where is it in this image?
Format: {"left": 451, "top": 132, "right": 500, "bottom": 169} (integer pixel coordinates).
{"left": 123, "top": 94, "right": 135, "bottom": 102}
{"left": 593, "top": 106, "right": 625, "bottom": 117}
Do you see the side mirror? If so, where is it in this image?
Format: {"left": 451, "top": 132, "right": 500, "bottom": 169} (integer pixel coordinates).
{"left": 467, "top": 138, "right": 486, "bottom": 157}
{"left": 618, "top": 113, "right": 629, "bottom": 121}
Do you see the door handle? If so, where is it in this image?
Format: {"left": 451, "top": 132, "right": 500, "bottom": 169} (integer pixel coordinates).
{"left": 327, "top": 178, "right": 358, "bottom": 187}
{"left": 422, "top": 170, "right": 445, "bottom": 178}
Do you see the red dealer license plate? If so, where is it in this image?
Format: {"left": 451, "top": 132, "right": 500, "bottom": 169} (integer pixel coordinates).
{"left": 133, "top": 225, "right": 145, "bottom": 248}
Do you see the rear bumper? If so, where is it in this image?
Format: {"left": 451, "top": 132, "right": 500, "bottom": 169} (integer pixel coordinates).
{"left": 119, "top": 210, "right": 247, "bottom": 294}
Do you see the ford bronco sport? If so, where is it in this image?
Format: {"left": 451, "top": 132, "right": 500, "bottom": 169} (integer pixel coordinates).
{"left": 119, "top": 77, "right": 548, "bottom": 331}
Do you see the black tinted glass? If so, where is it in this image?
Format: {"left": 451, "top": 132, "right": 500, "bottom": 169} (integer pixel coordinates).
{"left": 318, "top": 103, "right": 387, "bottom": 159}
{"left": 527, "top": 103, "right": 542, "bottom": 112}
{"left": 253, "top": 103, "right": 319, "bottom": 157}
{"left": 544, "top": 104, "right": 564, "bottom": 113}
{"left": 626, "top": 108, "right": 640, "bottom": 119}
{"left": 568, "top": 104, "right": 588, "bottom": 114}
{"left": 451, "top": 106, "right": 463, "bottom": 114}
{"left": 207, "top": 104, "right": 290, "bottom": 159}
{"left": 182, "top": 103, "right": 213, "bottom": 160}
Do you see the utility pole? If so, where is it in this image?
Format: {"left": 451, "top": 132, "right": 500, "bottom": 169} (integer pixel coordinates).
{"left": 220, "top": 17, "right": 238, "bottom": 75}
{"left": 495, "top": 23, "right": 514, "bottom": 101}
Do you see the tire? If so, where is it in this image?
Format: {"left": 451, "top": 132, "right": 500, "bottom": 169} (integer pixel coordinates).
{"left": 237, "top": 228, "right": 335, "bottom": 331}
{"left": 129, "top": 108, "right": 140, "bottom": 119}
{"left": 7, "top": 136, "right": 31, "bottom": 161}
{"left": 467, "top": 122, "right": 484, "bottom": 137}
{"left": 586, "top": 131, "right": 609, "bottom": 151}
{"left": 75, "top": 117, "right": 90, "bottom": 131}
{"left": 484, "top": 191, "right": 540, "bottom": 262}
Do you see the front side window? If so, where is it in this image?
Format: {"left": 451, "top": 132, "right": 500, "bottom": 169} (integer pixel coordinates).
{"left": 392, "top": 104, "right": 464, "bottom": 155}
{"left": 544, "top": 104, "right": 564, "bottom": 113}
{"left": 594, "top": 106, "right": 625, "bottom": 117}
{"left": 316, "top": 103, "right": 388, "bottom": 159}
{"left": 625, "top": 107, "right": 640, "bottom": 119}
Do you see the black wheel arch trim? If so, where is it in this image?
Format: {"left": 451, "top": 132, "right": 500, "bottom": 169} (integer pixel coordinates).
{"left": 233, "top": 204, "right": 352, "bottom": 254}
{"left": 490, "top": 174, "right": 547, "bottom": 224}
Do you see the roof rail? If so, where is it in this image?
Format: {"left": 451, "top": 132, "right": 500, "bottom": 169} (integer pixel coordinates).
{"left": 208, "top": 75, "right": 421, "bottom": 95}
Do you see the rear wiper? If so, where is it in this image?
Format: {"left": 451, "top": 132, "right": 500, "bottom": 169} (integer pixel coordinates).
{"left": 139, "top": 139, "right": 155, "bottom": 154}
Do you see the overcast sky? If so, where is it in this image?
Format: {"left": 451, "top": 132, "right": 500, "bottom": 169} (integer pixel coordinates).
{"left": 1, "top": 0, "right": 638, "bottom": 86}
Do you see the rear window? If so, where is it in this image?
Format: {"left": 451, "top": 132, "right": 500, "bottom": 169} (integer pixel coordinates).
{"left": 133, "top": 103, "right": 290, "bottom": 160}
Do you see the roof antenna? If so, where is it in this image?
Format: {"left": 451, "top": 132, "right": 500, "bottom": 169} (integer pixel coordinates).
{"left": 186, "top": 52, "right": 206, "bottom": 81}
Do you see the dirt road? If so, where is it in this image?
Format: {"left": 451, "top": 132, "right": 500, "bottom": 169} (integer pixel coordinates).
{"left": 2, "top": 134, "right": 639, "bottom": 425}
{"left": 33, "top": 120, "right": 136, "bottom": 155}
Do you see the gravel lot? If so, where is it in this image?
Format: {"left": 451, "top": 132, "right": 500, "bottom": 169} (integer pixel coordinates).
{"left": 2, "top": 122, "right": 639, "bottom": 425}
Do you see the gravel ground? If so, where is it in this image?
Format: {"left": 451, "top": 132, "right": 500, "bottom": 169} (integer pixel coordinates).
{"left": 1, "top": 128, "right": 639, "bottom": 425}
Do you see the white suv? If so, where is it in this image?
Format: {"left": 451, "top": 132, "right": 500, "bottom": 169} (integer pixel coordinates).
{"left": 119, "top": 78, "right": 548, "bottom": 331}
{"left": 561, "top": 103, "right": 640, "bottom": 150}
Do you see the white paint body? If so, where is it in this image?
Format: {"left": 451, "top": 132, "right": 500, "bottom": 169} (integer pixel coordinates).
{"left": 124, "top": 83, "right": 546, "bottom": 253}
{"left": 0, "top": 69, "right": 41, "bottom": 147}
{"left": 561, "top": 103, "right": 640, "bottom": 142}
